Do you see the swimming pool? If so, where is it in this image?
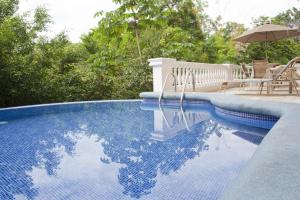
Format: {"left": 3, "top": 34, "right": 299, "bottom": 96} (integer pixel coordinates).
{"left": 0, "top": 100, "right": 277, "bottom": 200}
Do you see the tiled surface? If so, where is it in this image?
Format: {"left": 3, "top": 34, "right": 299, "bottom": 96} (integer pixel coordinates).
{"left": 215, "top": 107, "right": 278, "bottom": 129}
{"left": 0, "top": 101, "right": 272, "bottom": 200}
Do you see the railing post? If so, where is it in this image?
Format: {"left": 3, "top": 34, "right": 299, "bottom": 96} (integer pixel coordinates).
{"left": 223, "top": 64, "right": 234, "bottom": 81}
{"left": 148, "top": 58, "right": 177, "bottom": 92}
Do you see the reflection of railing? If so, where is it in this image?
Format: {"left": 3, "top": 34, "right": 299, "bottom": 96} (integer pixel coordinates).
{"left": 154, "top": 107, "right": 234, "bottom": 149}
{"left": 214, "top": 126, "right": 231, "bottom": 150}
{"left": 158, "top": 105, "right": 172, "bottom": 129}
{"left": 152, "top": 106, "right": 210, "bottom": 141}
{"left": 159, "top": 104, "right": 193, "bottom": 131}
{"left": 180, "top": 106, "right": 192, "bottom": 131}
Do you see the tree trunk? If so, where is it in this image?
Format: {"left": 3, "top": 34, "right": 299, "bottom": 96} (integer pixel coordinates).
{"left": 135, "top": 28, "right": 143, "bottom": 65}
{"left": 131, "top": 8, "right": 143, "bottom": 65}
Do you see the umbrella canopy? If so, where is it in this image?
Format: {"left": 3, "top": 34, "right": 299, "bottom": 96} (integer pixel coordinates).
{"left": 234, "top": 23, "right": 300, "bottom": 43}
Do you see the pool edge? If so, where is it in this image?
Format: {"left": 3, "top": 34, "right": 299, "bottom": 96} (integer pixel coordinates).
{"left": 0, "top": 99, "right": 141, "bottom": 111}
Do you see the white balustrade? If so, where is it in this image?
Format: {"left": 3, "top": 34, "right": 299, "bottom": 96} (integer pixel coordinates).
{"left": 148, "top": 58, "right": 251, "bottom": 92}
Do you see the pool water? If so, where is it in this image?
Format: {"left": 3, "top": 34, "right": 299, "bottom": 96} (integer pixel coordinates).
{"left": 0, "top": 101, "right": 277, "bottom": 200}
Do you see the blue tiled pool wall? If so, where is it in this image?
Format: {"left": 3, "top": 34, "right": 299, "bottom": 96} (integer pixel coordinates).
{"left": 215, "top": 107, "right": 278, "bottom": 122}
{"left": 142, "top": 98, "right": 209, "bottom": 108}
{"left": 214, "top": 107, "right": 278, "bottom": 130}
{"left": 142, "top": 98, "right": 278, "bottom": 130}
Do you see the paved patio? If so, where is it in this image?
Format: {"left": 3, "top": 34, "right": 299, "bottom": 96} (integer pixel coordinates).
{"left": 223, "top": 86, "right": 300, "bottom": 104}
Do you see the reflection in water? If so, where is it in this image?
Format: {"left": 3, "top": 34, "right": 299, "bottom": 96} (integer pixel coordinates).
{"left": 0, "top": 101, "right": 271, "bottom": 200}
{"left": 0, "top": 115, "right": 77, "bottom": 200}
{"left": 101, "top": 118, "right": 214, "bottom": 198}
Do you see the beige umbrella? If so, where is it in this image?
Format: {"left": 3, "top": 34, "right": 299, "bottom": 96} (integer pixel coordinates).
{"left": 234, "top": 23, "right": 300, "bottom": 58}
{"left": 234, "top": 23, "right": 300, "bottom": 43}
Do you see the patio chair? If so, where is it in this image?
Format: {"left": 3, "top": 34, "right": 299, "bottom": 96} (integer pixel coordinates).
{"left": 237, "top": 60, "right": 277, "bottom": 89}
{"left": 292, "top": 61, "right": 300, "bottom": 82}
{"left": 241, "top": 57, "right": 299, "bottom": 95}
{"left": 266, "top": 57, "right": 300, "bottom": 95}
{"left": 222, "top": 57, "right": 300, "bottom": 95}
{"left": 252, "top": 59, "right": 280, "bottom": 78}
{"left": 252, "top": 59, "right": 269, "bottom": 78}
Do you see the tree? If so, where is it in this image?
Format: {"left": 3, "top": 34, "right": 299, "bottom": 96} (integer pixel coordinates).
{"left": 0, "top": 2, "right": 112, "bottom": 107}
{"left": 161, "top": 0, "right": 205, "bottom": 39}
{"left": 273, "top": 7, "right": 300, "bottom": 28}
{"left": 0, "top": 0, "right": 18, "bottom": 21}
{"left": 0, "top": 6, "right": 51, "bottom": 106}
{"left": 111, "top": 0, "right": 161, "bottom": 64}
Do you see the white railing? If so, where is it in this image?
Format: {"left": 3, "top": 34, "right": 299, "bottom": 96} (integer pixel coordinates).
{"left": 148, "top": 58, "right": 251, "bottom": 92}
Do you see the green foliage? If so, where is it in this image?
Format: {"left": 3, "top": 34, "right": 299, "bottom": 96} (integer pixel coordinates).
{"left": 204, "top": 34, "right": 238, "bottom": 63}
{"left": 0, "top": 0, "right": 299, "bottom": 107}
{"left": 0, "top": 5, "right": 112, "bottom": 107}
{"left": 240, "top": 39, "right": 300, "bottom": 64}
{"left": 273, "top": 7, "right": 300, "bottom": 27}
{"left": 161, "top": 0, "right": 205, "bottom": 39}
{"left": 0, "top": 0, "right": 18, "bottom": 20}
{"left": 159, "top": 27, "right": 198, "bottom": 60}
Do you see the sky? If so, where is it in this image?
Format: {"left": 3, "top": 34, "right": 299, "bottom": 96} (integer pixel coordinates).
{"left": 18, "top": 0, "right": 300, "bottom": 42}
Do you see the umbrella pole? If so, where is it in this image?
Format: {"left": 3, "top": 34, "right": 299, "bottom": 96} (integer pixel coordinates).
{"left": 264, "top": 41, "right": 268, "bottom": 61}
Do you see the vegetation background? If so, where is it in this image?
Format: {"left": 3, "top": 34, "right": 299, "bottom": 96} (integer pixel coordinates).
{"left": 0, "top": 0, "right": 299, "bottom": 107}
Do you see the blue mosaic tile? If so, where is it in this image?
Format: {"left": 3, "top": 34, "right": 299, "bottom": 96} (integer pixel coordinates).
{"left": 0, "top": 101, "right": 275, "bottom": 200}
{"left": 215, "top": 107, "right": 278, "bottom": 129}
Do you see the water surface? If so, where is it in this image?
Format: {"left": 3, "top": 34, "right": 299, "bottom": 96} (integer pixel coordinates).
{"left": 0, "top": 101, "right": 275, "bottom": 200}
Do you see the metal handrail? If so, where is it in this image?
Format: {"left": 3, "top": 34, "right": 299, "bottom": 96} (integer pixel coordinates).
{"left": 159, "top": 72, "right": 177, "bottom": 104}
{"left": 180, "top": 70, "right": 196, "bottom": 104}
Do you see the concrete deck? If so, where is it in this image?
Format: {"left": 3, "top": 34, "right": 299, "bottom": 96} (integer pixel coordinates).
{"left": 140, "top": 91, "right": 300, "bottom": 200}
{"left": 223, "top": 86, "right": 300, "bottom": 104}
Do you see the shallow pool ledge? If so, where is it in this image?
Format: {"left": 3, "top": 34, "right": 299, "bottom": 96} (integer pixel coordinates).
{"left": 140, "top": 92, "right": 300, "bottom": 200}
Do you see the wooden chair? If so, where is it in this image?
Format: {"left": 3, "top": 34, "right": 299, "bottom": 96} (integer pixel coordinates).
{"left": 253, "top": 59, "right": 269, "bottom": 78}
{"left": 267, "top": 57, "right": 300, "bottom": 95}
